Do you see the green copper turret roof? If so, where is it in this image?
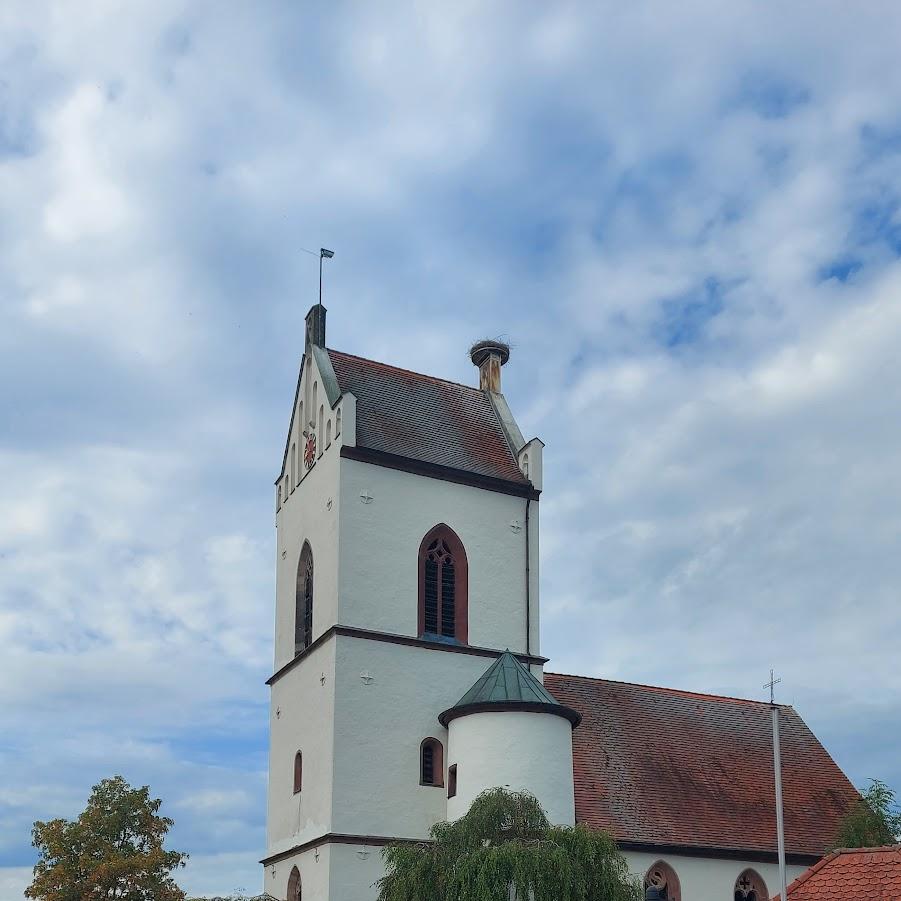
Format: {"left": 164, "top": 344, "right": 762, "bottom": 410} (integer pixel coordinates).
{"left": 438, "top": 651, "right": 581, "bottom": 728}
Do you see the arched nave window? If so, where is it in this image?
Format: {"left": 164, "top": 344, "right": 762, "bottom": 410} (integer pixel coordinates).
{"left": 287, "top": 865, "right": 301, "bottom": 901}
{"left": 418, "top": 524, "right": 468, "bottom": 644}
{"left": 420, "top": 738, "right": 444, "bottom": 787}
{"left": 734, "top": 869, "right": 767, "bottom": 901}
{"left": 645, "top": 861, "right": 681, "bottom": 901}
{"left": 293, "top": 751, "right": 303, "bottom": 794}
{"left": 295, "top": 542, "right": 314, "bottom": 655}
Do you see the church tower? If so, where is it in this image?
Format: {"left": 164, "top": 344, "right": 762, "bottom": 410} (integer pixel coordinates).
{"left": 262, "top": 306, "right": 576, "bottom": 901}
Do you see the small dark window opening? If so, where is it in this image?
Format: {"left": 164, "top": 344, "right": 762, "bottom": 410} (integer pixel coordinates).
{"left": 447, "top": 764, "right": 457, "bottom": 799}
{"left": 293, "top": 751, "right": 303, "bottom": 794}
{"left": 420, "top": 738, "right": 444, "bottom": 787}
{"left": 295, "top": 542, "right": 314, "bottom": 655}
{"left": 418, "top": 525, "right": 468, "bottom": 644}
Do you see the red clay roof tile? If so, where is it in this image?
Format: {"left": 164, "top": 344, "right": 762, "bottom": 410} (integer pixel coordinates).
{"left": 773, "top": 845, "right": 901, "bottom": 900}
{"left": 328, "top": 349, "right": 527, "bottom": 484}
{"left": 544, "top": 672, "right": 858, "bottom": 857}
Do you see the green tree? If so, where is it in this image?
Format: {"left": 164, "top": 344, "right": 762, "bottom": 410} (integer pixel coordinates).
{"left": 832, "top": 778, "right": 901, "bottom": 849}
{"left": 377, "top": 788, "right": 639, "bottom": 901}
{"left": 26, "top": 775, "right": 188, "bottom": 901}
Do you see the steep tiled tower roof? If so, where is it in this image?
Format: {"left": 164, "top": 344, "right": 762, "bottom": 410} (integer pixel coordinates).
{"left": 328, "top": 349, "right": 527, "bottom": 484}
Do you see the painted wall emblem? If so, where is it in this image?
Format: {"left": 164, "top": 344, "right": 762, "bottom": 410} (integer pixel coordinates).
{"left": 304, "top": 433, "right": 317, "bottom": 469}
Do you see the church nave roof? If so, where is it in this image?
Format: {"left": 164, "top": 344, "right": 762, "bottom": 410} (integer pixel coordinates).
{"left": 544, "top": 672, "right": 859, "bottom": 860}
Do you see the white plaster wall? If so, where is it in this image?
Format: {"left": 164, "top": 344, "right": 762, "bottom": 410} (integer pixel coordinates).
{"left": 266, "top": 639, "right": 336, "bottom": 857}
{"left": 264, "top": 843, "right": 332, "bottom": 901}
{"left": 623, "top": 850, "right": 807, "bottom": 901}
{"left": 331, "top": 633, "right": 517, "bottom": 838}
{"left": 274, "top": 430, "right": 342, "bottom": 671}
{"left": 328, "top": 843, "right": 389, "bottom": 901}
{"left": 338, "top": 458, "right": 540, "bottom": 655}
{"left": 446, "top": 711, "right": 575, "bottom": 826}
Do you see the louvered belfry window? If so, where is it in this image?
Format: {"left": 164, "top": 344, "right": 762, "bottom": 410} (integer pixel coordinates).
{"left": 420, "top": 738, "right": 444, "bottom": 787}
{"left": 418, "top": 525, "right": 468, "bottom": 643}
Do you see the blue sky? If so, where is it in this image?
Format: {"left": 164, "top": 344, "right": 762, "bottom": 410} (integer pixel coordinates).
{"left": 2, "top": 2, "right": 901, "bottom": 897}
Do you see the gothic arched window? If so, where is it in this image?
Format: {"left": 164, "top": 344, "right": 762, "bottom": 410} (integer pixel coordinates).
{"left": 418, "top": 524, "right": 468, "bottom": 644}
{"left": 734, "top": 869, "right": 767, "bottom": 901}
{"left": 287, "top": 866, "right": 301, "bottom": 901}
{"left": 420, "top": 738, "right": 444, "bottom": 787}
{"left": 295, "top": 542, "right": 314, "bottom": 655}
{"left": 293, "top": 751, "right": 303, "bottom": 794}
{"left": 645, "top": 861, "right": 681, "bottom": 901}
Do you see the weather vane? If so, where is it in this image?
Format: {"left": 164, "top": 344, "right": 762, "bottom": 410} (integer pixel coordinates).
{"left": 319, "top": 247, "right": 334, "bottom": 307}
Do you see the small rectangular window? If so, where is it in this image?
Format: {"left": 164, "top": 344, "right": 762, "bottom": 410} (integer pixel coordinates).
{"left": 447, "top": 764, "right": 457, "bottom": 799}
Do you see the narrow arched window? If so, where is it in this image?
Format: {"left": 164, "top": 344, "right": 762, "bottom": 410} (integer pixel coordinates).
{"left": 336, "top": 407, "right": 342, "bottom": 437}
{"left": 734, "top": 869, "right": 767, "bottom": 901}
{"left": 418, "top": 525, "right": 468, "bottom": 643}
{"left": 291, "top": 443, "right": 296, "bottom": 489}
{"left": 277, "top": 484, "right": 281, "bottom": 511}
{"left": 420, "top": 738, "right": 444, "bottom": 787}
{"left": 645, "top": 862, "right": 680, "bottom": 901}
{"left": 293, "top": 751, "right": 303, "bottom": 794}
{"left": 326, "top": 419, "right": 332, "bottom": 449}
{"left": 287, "top": 866, "right": 301, "bottom": 901}
{"left": 295, "top": 542, "right": 313, "bottom": 654}
{"left": 318, "top": 405, "right": 324, "bottom": 456}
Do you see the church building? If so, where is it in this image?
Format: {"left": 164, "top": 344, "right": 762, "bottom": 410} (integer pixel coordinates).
{"left": 262, "top": 304, "right": 857, "bottom": 901}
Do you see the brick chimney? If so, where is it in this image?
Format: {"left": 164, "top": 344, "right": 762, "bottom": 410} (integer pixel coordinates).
{"left": 469, "top": 339, "right": 510, "bottom": 393}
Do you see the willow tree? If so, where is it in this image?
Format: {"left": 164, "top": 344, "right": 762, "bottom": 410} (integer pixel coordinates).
{"left": 377, "top": 789, "right": 640, "bottom": 901}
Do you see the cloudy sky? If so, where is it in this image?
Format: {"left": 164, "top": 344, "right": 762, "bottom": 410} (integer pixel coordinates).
{"left": 3, "top": 1, "right": 901, "bottom": 897}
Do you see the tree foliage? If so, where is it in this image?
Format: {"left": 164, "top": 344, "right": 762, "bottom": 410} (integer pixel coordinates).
{"left": 377, "top": 788, "right": 640, "bottom": 901}
{"left": 26, "top": 775, "right": 188, "bottom": 901}
{"left": 832, "top": 778, "right": 901, "bottom": 850}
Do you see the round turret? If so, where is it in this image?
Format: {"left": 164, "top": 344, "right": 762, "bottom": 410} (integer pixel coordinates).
{"left": 439, "top": 651, "right": 580, "bottom": 825}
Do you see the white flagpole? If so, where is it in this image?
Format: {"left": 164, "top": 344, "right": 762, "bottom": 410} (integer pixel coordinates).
{"left": 772, "top": 703, "right": 788, "bottom": 900}
{"left": 766, "top": 670, "right": 788, "bottom": 901}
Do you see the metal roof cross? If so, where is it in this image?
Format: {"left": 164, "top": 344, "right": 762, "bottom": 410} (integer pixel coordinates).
{"left": 764, "top": 668, "right": 782, "bottom": 705}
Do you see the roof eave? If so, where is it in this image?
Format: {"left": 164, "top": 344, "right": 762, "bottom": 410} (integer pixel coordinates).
{"left": 438, "top": 699, "right": 582, "bottom": 729}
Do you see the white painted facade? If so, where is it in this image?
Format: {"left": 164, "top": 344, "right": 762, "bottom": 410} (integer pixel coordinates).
{"left": 623, "top": 850, "right": 806, "bottom": 901}
{"left": 264, "top": 309, "right": 816, "bottom": 901}
{"left": 265, "top": 312, "right": 557, "bottom": 901}
{"left": 446, "top": 711, "right": 575, "bottom": 826}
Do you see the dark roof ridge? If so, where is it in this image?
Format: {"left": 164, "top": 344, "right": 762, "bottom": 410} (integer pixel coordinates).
{"left": 327, "top": 347, "right": 485, "bottom": 394}
{"left": 545, "top": 670, "right": 788, "bottom": 709}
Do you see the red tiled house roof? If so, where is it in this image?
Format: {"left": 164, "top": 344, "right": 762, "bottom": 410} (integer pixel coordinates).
{"left": 773, "top": 845, "right": 901, "bottom": 900}
{"left": 328, "top": 349, "right": 527, "bottom": 484}
{"left": 544, "top": 673, "right": 858, "bottom": 860}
